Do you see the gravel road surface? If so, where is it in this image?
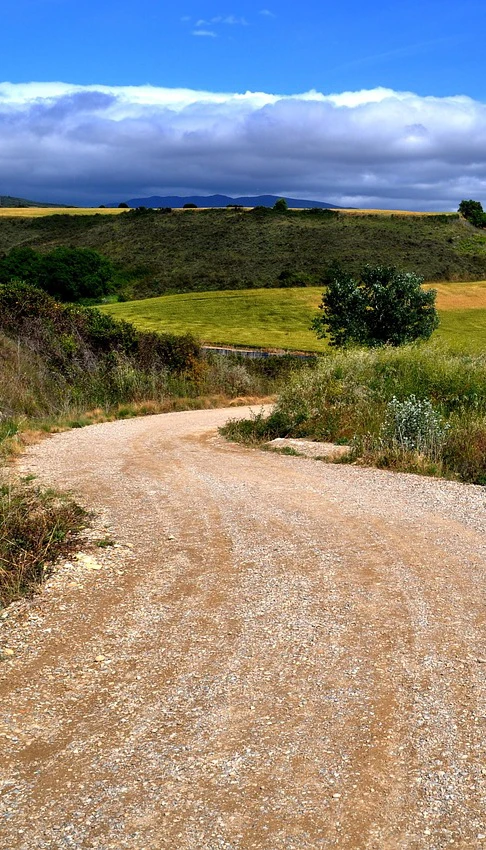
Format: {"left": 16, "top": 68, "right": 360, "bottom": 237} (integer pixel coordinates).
{"left": 1, "top": 406, "right": 486, "bottom": 849}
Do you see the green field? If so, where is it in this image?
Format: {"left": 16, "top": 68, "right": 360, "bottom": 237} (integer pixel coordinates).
{"left": 101, "top": 284, "right": 486, "bottom": 353}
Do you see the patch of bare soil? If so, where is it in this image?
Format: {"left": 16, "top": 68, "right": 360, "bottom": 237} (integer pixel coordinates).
{"left": 1, "top": 407, "right": 485, "bottom": 849}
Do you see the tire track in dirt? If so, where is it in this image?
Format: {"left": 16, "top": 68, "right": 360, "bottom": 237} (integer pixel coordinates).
{"left": 1, "top": 407, "right": 485, "bottom": 849}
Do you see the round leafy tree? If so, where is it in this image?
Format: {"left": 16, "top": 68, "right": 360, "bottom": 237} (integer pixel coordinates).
{"left": 458, "top": 199, "right": 486, "bottom": 228}
{"left": 312, "top": 264, "right": 439, "bottom": 347}
{"left": 273, "top": 197, "right": 288, "bottom": 212}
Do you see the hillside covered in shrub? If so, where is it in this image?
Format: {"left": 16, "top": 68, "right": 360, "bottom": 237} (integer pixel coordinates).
{"left": 0, "top": 208, "right": 485, "bottom": 299}
{"left": 0, "top": 282, "right": 200, "bottom": 427}
{"left": 0, "top": 282, "right": 307, "bottom": 448}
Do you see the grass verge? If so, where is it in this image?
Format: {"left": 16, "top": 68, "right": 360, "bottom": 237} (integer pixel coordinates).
{"left": 220, "top": 344, "right": 486, "bottom": 485}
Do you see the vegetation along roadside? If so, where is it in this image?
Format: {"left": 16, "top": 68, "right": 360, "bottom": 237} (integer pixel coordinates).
{"left": 221, "top": 263, "right": 485, "bottom": 485}
{"left": 0, "top": 282, "right": 304, "bottom": 607}
{"left": 221, "top": 344, "right": 486, "bottom": 486}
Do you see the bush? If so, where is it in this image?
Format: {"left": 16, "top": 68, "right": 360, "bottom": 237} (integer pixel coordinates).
{"left": 0, "top": 246, "right": 116, "bottom": 302}
{"left": 458, "top": 199, "right": 486, "bottom": 229}
{"left": 312, "top": 264, "right": 439, "bottom": 347}
{"left": 273, "top": 198, "right": 288, "bottom": 212}
{"left": 0, "top": 281, "right": 202, "bottom": 418}
{"left": 380, "top": 395, "right": 449, "bottom": 460}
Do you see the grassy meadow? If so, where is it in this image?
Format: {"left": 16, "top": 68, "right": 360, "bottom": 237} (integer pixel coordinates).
{"left": 101, "top": 283, "right": 486, "bottom": 354}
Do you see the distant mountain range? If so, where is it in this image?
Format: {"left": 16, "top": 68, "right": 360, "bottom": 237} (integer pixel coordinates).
{"left": 126, "top": 194, "right": 340, "bottom": 209}
{"left": 0, "top": 195, "right": 71, "bottom": 208}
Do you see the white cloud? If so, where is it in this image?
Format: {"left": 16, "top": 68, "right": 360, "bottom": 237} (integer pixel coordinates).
{"left": 259, "top": 9, "right": 275, "bottom": 17}
{"left": 219, "top": 15, "right": 248, "bottom": 25}
{"left": 194, "top": 15, "right": 248, "bottom": 27}
{"left": 192, "top": 29, "right": 217, "bottom": 37}
{"left": 0, "top": 82, "right": 485, "bottom": 209}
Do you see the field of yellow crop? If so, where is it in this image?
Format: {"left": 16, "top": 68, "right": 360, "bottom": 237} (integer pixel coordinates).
{"left": 338, "top": 209, "right": 456, "bottom": 216}
{"left": 0, "top": 206, "right": 457, "bottom": 218}
{"left": 424, "top": 281, "right": 486, "bottom": 310}
{"left": 0, "top": 207, "right": 128, "bottom": 217}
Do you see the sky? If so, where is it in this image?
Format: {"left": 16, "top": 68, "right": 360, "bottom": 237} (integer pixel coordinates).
{"left": 1, "top": 0, "right": 486, "bottom": 209}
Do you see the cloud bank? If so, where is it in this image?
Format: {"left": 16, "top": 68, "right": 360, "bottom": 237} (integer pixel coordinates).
{"left": 1, "top": 81, "right": 485, "bottom": 209}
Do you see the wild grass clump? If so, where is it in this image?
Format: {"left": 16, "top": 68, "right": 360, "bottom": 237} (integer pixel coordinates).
{"left": 221, "top": 344, "right": 486, "bottom": 484}
{"left": 0, "top": 481, "right": 86, "bottom": 607}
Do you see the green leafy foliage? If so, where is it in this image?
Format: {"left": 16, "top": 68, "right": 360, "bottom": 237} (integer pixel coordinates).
{"left": 273, "top": 198, "right": 288, "bottom": 212}
{"left": 0, "top": 246, "right": 116, "bottom": 302}
{"left": 458, "top": 199, "right": 486, "bottom": 229}
{"left": 312, "top": 264, "right": 439, "bottom": 347}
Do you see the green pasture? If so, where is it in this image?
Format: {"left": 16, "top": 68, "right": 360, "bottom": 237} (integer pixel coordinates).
{"left": 101, "top": 285, "right": 486, "bottom": 354}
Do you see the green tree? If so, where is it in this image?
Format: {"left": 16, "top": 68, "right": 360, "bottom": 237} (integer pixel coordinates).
{"left": 0, "top": 247, "right": 41, "bottom": 284}
{"left": 458, "top": 199, "right": 486, "bottom": 228}
{"left": 312, "top": 264, "right": 439, "bottom": 347}
{"left": 0, "top": 247, "right": 116, "bottom": 302}
{"left": 273, "top": 197, "right": 288, "bottom": 212}
{"left": 37, "top": 247, "right": 115, "bottom": 302}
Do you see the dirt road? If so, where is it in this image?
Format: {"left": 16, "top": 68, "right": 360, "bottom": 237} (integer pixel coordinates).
{"left": 1, "top": 407, "right": 486, "bottom": 849}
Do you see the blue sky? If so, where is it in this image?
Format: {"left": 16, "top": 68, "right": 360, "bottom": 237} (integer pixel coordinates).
{"left": 1, "top": 1, "right": 486, "bottom": 207}
{"left": 3, "top": 0, "right": 485, "bottom": 97}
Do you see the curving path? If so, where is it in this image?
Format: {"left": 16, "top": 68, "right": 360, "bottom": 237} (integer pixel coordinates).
{"left": 1, "top": 406, "right": 486, "bottom": 849}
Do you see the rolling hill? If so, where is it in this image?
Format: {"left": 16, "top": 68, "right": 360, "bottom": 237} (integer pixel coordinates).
{"left": 0, "top": 207, "right": 484, "bottom": 298}
{"left": 0, "top": 194, "right": 71, "bottom": 208}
